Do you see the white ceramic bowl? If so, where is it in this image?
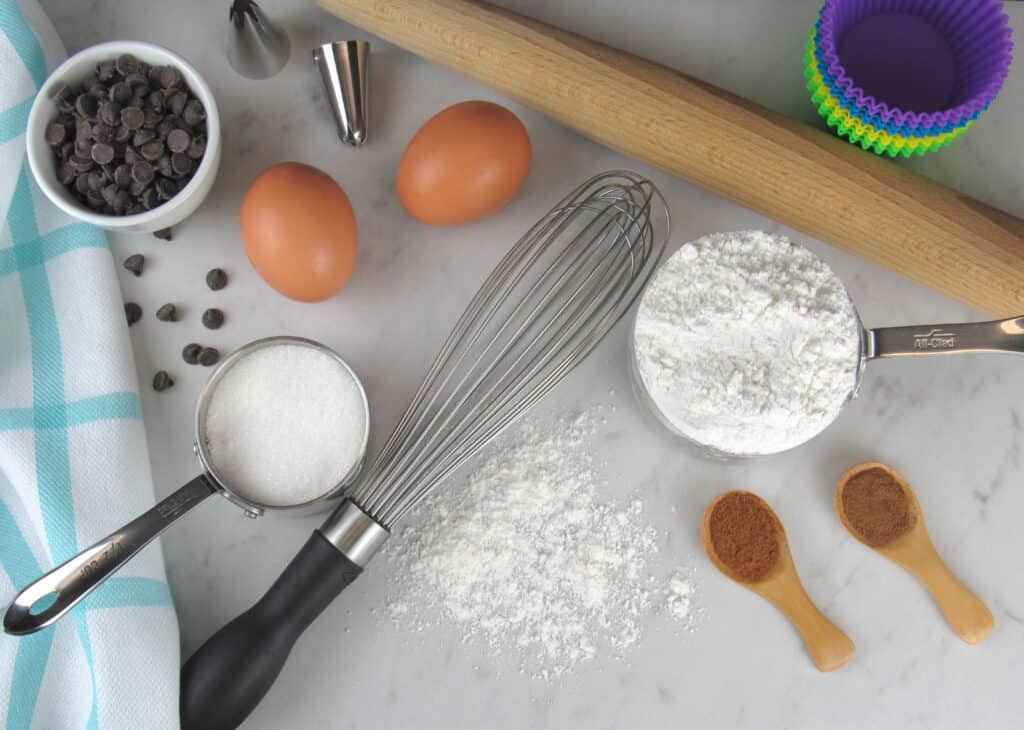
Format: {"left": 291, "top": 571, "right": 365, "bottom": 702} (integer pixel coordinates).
{"left": 26, "top": 41, "right": 221, "bottom": 233}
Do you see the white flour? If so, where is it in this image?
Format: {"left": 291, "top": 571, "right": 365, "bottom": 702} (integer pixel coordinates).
{"left": 633, "top": 230, "right": 860, "bottom": 456}
{"left": 385, "top": 409, "right": 695, "bottom": 679}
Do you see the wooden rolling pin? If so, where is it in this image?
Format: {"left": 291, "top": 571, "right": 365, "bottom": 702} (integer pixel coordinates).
{"left": 319, "top": 0, "right": 1024, "bottom": 316}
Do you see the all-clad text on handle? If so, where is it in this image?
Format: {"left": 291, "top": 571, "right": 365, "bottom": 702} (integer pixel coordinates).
{"left": 3, "top": 475, "right": 216, "bottom": 636}
{"left": 866, "top": 316, "right": 1024, "bottom": 359}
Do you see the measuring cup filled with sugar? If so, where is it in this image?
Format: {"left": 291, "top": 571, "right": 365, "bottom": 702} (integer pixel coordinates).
{"left": 4, "top": 336, "right": 369, "bottom": 635}
{"left": 631, "top": 230, "right": 1024, "bottom": 459}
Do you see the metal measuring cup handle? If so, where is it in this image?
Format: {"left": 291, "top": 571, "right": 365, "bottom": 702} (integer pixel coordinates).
{"left": 3, "top": 475, "right": 216, "bottom": 636}
{"left": 865, "top": 315, "right": 1024, "bottom": 359}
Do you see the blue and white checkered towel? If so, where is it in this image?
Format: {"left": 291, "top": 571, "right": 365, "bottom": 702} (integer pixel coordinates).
{"left": 0, "top": 1, "right": 180, "bottom": 728}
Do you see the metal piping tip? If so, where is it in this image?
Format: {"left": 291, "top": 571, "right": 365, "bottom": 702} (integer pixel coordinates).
{"left": 313, "top": 40, "right": 369, "bottom": 147}
{"left": 227, "top": 0, "right": 291, "bottom": 80}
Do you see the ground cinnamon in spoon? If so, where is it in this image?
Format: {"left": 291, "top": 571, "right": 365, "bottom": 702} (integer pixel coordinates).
{"left": 841, "top": 467, "right": 915, "bottom": 547}
{"left": 707, "top": 491, "right": 781, "bottom": 583}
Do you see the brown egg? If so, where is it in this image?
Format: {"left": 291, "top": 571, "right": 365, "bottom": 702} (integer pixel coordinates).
{"left": 397, "top": 101, "right": 531, "bottom": 226}
{"left": 240, "top": 162, "right": 358, "bottom": 302}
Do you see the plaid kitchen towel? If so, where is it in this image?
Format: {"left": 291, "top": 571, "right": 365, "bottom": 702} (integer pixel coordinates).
{"left": 0, "top": 1, "right": 180, "bottom": 728}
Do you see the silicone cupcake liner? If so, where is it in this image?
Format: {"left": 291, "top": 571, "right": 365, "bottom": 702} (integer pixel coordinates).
{"left": 816, "top": 0, "right": 1013, "bottom": 129}
{"left": 810, "top": 32, "right": 986, "bottom": 136}
{"left": 806, "top": 36, "right": 975, "bottom": 139}
{"left": 804, "top": 41, "right": 972, "bottom": 157}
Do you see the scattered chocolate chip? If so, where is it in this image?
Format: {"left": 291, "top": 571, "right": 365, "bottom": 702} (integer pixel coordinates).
{"left": 198, "top": 347, "right": 219, "bottom": 366}
{"left": 205, "top": 267, "right": 227, "bottom": 290}
{"left": 153, "top": 227, "right": 173, "bottom": 241}
{"left": 152, "top": 370, "right": 174, "bottom": 391}
{"left": 124, "top": 301, "right": 142, "bottom": 326}
{"left": 45, "top": 123, "right": 66, "bottom": 146}
{"left": 182, "top": 343, "right": 202, "bottom": 364}
{"left": 201, "top": 308, "right": 224, "bottom": 329}
{"left": 156, "top": 303, "right": 177, "bottom": 321}
{"left": 123, "top": 253, "right": 145, "bottom": 276}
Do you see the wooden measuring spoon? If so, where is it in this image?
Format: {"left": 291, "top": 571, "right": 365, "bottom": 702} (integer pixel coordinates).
{"left": 835, "top": 462, "right": 994, "bottom": 644}
{"left": 701, "top": 491, "right": 855, "bottom": 672}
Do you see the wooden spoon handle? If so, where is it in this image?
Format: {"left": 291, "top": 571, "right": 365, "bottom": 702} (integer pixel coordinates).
{"left": 903, "top": 543, "right": 994, "bottom": 644}
{"left": 768, "top": 579, "right": 855, "bottom": 672}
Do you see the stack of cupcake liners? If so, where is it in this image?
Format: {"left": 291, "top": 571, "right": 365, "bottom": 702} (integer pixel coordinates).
{"left": 805, "top": 0, "right": 1013, "bottom": 157}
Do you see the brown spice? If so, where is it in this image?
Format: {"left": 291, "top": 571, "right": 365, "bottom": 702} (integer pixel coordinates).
{"left": 707, "top": 491, "right": 781, "bottom": 583}
{"left": 841, "top": 467, "right": 915, "bottom": 547}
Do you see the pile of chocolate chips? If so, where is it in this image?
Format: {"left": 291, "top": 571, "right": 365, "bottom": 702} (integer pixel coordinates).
{"left": 46, "top": 53, "right": 207, "bottom": 216}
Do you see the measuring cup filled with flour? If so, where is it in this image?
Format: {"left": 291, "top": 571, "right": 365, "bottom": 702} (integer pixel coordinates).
{"left": 631, "top": 230, "right": 1024, "bottom": 459}
{"left": 4, "top": 337, "right": 369, "bottom": 635}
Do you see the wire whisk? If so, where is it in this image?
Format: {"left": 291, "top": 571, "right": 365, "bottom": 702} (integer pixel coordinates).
{"left": 179, "top": 170, "right": 669, "bottom": 730}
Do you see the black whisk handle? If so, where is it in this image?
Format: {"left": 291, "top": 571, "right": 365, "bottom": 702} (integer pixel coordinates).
{"left": 179, "top": 530, "right": 361, "bottom": 730}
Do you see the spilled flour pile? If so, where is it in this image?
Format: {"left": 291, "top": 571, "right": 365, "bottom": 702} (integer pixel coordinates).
{"left": 385, "top": 408, "right": 695, "bottom": 679}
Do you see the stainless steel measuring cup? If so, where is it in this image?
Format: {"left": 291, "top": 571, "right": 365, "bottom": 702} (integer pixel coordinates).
{"left": 632, "top": 313, "right": 1024, "bottom": 460}
{"left": 3, "top": 336, "right": 369, "bottom": 635}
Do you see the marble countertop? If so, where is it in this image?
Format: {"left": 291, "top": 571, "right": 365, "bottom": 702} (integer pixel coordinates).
{"left": 39, "top": 0, "right": 1024, "bottom": 728}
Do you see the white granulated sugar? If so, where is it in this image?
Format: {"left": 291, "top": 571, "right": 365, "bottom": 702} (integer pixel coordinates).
{"left": 385, "top": 409, "right": 696, "bottom": 680}
{"left": 204, "top": 344, "right": 366, "bottom": 507}
{"left": 633, "top": 230, "right": 860, "bottom": 456}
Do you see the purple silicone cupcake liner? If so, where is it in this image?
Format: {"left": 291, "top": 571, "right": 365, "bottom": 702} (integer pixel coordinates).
{"left": 817, "top": 0, "right": 1013, "bottom": 129}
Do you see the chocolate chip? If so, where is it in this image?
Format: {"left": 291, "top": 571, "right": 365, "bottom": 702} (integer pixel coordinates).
{"left": 113, "top": 163, "right": 132, "bottom": 188}
{"left": 166, "top": 91, "right": 186, "bottom": 117}
{"left": 131, "top": 160, "right": 154, "bottom": 184}
{"left": 155, "top": 177, "right": 178, "bottom": 201}
{"left": 113, "top": 189, "right": 130, "bottom": 213}
{"left": 141, "top": 187, "right": 159, "bottom": 210}
{"left": 75, "top": 93, "right": 99, "bottom": 119}
{"left": 74, "top": 173, "right": 90, "bottom": 195}
{"left": 198, "top": 347, "right": 219, "bottom": 366}
{"left": 110, "top": 80, "right": 132, "bottom": 104}
{"left": 45, "top": 122, "right": 66, "bottom": 146}
{"left": 120, "top": 106, "right": 144, "bottom": 129}
{"left": 159, "top": 65, "right": 181, "bottom": 90}
{"left": 101, "top": 183, "right": 118, "bottom": 207}
{"left": 57, "top": 162, "right": 74, "bottom": 185}
{"left": 166, "top": 128, "right": 190, "bottom": 154}
{"left": 171, "top": 152, "right": 192, "bottom": 176}
{"left": 182, "top": 99, "right": 206, "bottom": 127}
{"left": 116, "top": 53, "right": 139, "bottom": 76}
{"left": 114, "top": 123, "right": 133, "bottom": 143}
{"left": 141, "top": 140, "right": 164, "bottom": 161}
{"left": 129, "top": 178, "right": 147, "bottom": 197}
{"left": 124, "top": 302, "right": 142, "bottom": 326}
{"left": 123, "top": 253, "right": 145, "bottom": 276}
{"left": 152, "top": 370, "right": 174, "bottom": 391}
{"left": 81, "top": 71, "right": 101, "bottom": 92}
{"left": 97, "top": 99, "right": 120, "bottom": 126}
{"left": 132, "top": 128, "right": 156, "bottom": 147}
{"left": 201, "top": 308, "right": 224, "bottom": 329}
{"left": 186, "top": 133, "right": 206, "bottom": 160}
{"left": 153, "top": 227, "right": 173, "bottom": 241}
{"left": 206, "top": 268, "right": 228, "bottom": 290}
{"left": 182, "top": 343, "right": 202, "bottom": 364}
{"left": 156, "top": 155, "right": 173, "bottom": 177}
{"left": 91, "top": 122, "right": 113, "bottom": 143}
{"left": 156, "top": 303, "right": 177, "bottom": 321}
{"left": 147, "top": 90, "right": 164, "bottom": 112}
{"left": 97, "top": 60, "right": 116, "bottom": 82}
{"left": 124, "top": 145, "right": 140, "bottom": 165}
{"left": 123, "top": 71, "right": 148, "bottom": 91}
{"left": 86, "top": 171, "right": 105, "bottom": 192}
{"left": 90, "top": 142, "right": 115, "bottom": 165}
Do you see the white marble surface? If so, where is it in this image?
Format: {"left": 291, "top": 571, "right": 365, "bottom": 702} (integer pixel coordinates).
{"left": 37, "top": 0, "right": 1024, "bottom": 728}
